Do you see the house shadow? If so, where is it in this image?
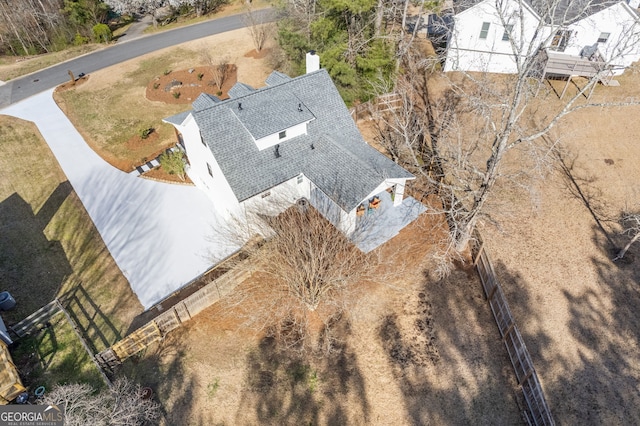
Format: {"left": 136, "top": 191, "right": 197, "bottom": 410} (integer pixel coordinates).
{"left": 234, "top": 316, "right": 370, "bottom": 424}
{"left": 0, "top": 183, "right": 73, "bottom": 324}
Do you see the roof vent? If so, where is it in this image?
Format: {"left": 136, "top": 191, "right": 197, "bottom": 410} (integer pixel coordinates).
{"left": 298, "top": 103, "right": 303, "bottom": 112}
{"left": 311, "top": 143, "right": 315, "bottom": 150}
{"left": 275, "top": 144, "right": 281, "bottom": 158}
{"left": 238, "top": 102, "right": 243, "bottom": 111}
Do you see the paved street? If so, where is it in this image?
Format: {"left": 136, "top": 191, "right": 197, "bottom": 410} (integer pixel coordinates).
{"left": 0, "top": 9, "right": 274, "bottom": 108}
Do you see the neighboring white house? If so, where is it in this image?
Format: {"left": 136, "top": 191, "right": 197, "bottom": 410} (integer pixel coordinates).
{"left": 441, "top": 0, "right": 640, "bottom": 75}
{"left": 163, "top": 59, "right": 415, "bottom": 236}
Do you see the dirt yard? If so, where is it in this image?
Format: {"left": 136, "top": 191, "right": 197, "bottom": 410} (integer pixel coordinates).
{"left": 123, "top": 214, "right": 523, "bottom": 425}
{"left": 477, "top": 71, "right": 640, "bottom": 424}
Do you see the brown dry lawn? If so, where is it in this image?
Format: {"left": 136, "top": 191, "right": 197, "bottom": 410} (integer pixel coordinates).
{"left": 480, "top": 70, "right": 640, "bottom": 425}
{"left": 52, "top": 28, "right": 274, "bottom": 173}
{"left": 123, "top": 213, "right": 523, "bottom": 425}
{"left": 118, "top": 66, "right": 640, "bottom": 424}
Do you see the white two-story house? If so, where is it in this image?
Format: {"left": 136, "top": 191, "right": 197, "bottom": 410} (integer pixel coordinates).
{"left": 163, "top": 56, "right": 415, "bottom": 236}
{"left": 440, "top": 0, "right": 640, "bottom": 75}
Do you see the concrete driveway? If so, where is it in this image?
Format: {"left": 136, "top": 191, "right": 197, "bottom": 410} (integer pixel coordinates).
{"left": 1, "top": 90, "right": 238, "bottom": 309}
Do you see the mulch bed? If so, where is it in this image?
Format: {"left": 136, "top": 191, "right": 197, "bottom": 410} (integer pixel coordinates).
{"left": 145, "top": 65, "right": 238, "bottom": 104}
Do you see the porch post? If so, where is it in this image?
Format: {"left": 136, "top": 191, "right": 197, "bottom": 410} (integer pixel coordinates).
{"left": 393, "top": 182, "right": 406, "bottom": 206}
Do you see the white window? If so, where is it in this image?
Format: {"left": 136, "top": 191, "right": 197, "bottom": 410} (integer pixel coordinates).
{"left": 279, "top": 130, "right": 287, "bottom": 139}
{"left": 206, "top": 163, "right": 213, "bottom": 178}
{"left": 597, "top": 32, "right": 610, "bottom": 43}
{"left": 502, "top": 24, "right": 513, "bottom": 41}
{"left": 479, "top": 22, "right": 490, "bottom": 39}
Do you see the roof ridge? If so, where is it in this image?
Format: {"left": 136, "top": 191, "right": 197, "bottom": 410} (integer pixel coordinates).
{"left": 196, "top": 69, "right": 328, "bottom": 113}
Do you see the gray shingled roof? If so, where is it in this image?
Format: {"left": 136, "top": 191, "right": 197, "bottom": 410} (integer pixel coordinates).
{"left": 192, "top": 93, "right": 220, "bottom": 112}
{"left": 228, "top": 82, "right": 256, "bottom": 98}
{"left": 232, "top": 90, "right": 315, "bottom": 140}
{"left": 164, "top": 110, "right": 191, "bottom": 125}
{"left": 531, "top": 0, "right": 621, "bottom": 24}
{"left": 453, "top": 0, "right": 622, "bottom": 23}
{"left": 190, "top": 70, "right": 413, "bottom": 212}
{"left": 265, "top": 71, "right": 292, "bottom": 86}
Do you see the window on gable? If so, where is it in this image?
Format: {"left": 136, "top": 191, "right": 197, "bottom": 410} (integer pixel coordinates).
{"left": 550, "top": 29, "right": 572, "bottom": 52}
{"left": 200, "top": 131, "right": 206, "bottom": 146}
{"left": 207, "top": 162, "right": 213, "bottom": 178}
{"left": 279, "top": 130, "right": 287, "bottom": 140}
{"left": 479, "top": 22, "right": 490, "bottom": 39}
{"left": 261, "top": 191, "right": 271, "bottom": 198}
{"left": 502, "top": 24, "right": 513, "bottom": 41}
{"left": 297, "top": 174, "right": 304, "bottom": 184}
{"left": 597, "top": 32, "right": 610, "bottom": 43}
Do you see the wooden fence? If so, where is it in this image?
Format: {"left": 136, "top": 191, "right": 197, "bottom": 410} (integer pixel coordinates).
{"left": 11, "top": 300, "right": 62, "bottom": 337}
{"left": 95, "top": 267, "right": 251, "bottom": 370}
{"left": 471, "top": 232, "right": 555, "bottom": 426}
{"left": 10, "top": 299, "right": 112, "bottom": 387}
{"left": 350, "top": 92, "right": 402, "bottom": 122}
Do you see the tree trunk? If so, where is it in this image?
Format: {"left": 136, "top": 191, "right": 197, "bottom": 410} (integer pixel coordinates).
{"left": 613, "top": 231, "right": 640, "bottom": 261}
{"left": 374, "top": 0, "right": 384, "bottom": 37}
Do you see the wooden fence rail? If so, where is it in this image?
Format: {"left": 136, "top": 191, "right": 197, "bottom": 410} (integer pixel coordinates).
{"left": 95, "top": 267, "right": 251, "bottom": 370}
{"left": 472, "top": 232, "right": 555, "bottom": 426}
{"left": 10, "top": 300, "right": 63, "bottom": 337}
{"left": 11, "top": 299, "right": 112, "bottom": 387}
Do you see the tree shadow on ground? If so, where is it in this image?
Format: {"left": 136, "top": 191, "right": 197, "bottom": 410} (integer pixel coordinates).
{"left": 490, "top": 260, "right": 553, "bottom": 376}
{"left": 119, "top": 333, "right": 199, "bottom": 424}
{"left": 377, "top": 267, "right": 525, "bottom": 425}
{"left": 542, "top": 225, "right": 640, "bottom": 425}
{"left": 0, "top": 184, "right": 73, "bottom": 323}
{"left": 545, "top": 149, "right": 640, "bottom": 423}
{"left": 235, "top": 316, "right": 370, "bottom": 425}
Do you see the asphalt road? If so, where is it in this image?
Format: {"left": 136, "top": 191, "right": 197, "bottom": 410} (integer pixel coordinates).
{"left": 0, "top": 9, "right": 273, "bottom": 108}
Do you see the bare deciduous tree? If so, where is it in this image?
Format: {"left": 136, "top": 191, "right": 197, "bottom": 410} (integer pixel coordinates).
{"left": 41, "top": 377, "right": 161, "bottom": 426}
{"left": 375, "top": 0, "right": 640, "bottom": 260}
{"left": 243, "top": 5, "right": 273, "bottom": 52}
{"left": 212, "top": 193, "right": 401, "bottom": 353}
{"left": 200, "top": 47, "right": 232, "bottom": 91}
{"left": 613, "top": 211, "right": 640, "bottom": 261}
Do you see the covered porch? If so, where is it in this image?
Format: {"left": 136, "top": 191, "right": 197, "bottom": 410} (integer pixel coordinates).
{"left": 352, "top": 189, "right": 426, "bottom": 253}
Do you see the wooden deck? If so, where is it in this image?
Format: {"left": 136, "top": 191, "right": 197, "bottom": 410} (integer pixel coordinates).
{"left": 542, "top": 50, "right": 606, "bottom": 78}
{"left": 540, "top": 49, "right": 612, "bottom": 99}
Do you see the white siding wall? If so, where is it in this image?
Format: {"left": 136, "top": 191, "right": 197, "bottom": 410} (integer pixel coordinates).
{"left": 444, "top": 0, "right": 541, "bottom": 73}
{"left": 242, "top": 173, "right": 311, "bottom": 215}
{"left": 445, "top": 0, "right": 640, "bottom": 75}
{"left": 174, "top": 115, "right": 241, "bottom": 219}
{"left": 562, "top": 3, "right": 640, "bottom": 75}
{"left": 254, "top": 121, "right": 311, "bottom": 151}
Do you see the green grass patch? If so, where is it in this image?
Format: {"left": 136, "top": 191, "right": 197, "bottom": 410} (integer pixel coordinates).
{"left": 0, "top": 115, "right": 141, "bottom": 354}
{"left": 10, "top": 314, "right": 105, "bottom": 390}
{"left": 0, "top": 45, "right": 103, "bottom": 81}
